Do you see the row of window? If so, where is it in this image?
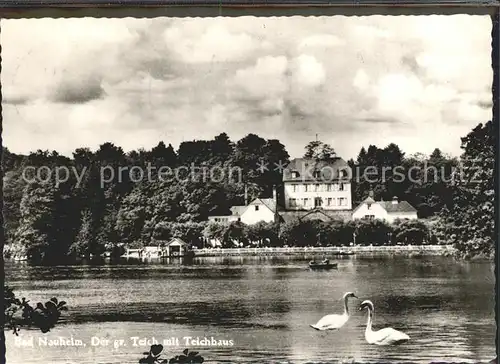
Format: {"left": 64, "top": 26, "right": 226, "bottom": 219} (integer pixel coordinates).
{"left": 288, "top": 197, "right": 348, "bottom": 207}
{"left": 290, "top": 170, "right": 348, "bottom": 178}
{"left": 211, "top": 217, "right": 240, "bottom": 222}
{"left": 290, "top": 183, "right": 348, "bottom": 193}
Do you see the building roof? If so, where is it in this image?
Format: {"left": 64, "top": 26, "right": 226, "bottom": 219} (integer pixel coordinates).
{"left": 166, "top": 237, "right": 188, "bottom": 246}
{"left": 282, "top": 157, "right": 351, "bottom": 182}
{"left": 230, "top": 206, "right": 247, "bottom": 216}
{"left": 377, "top": 200, "right": 417, "bottom": 213}
{"left": 254, "top": 198, "right": 279, "bottom": 213}
{"left": 279, "top": 208, "right": 352, "bottom": 223}
{"left": 352, "top": 198, "right": 417, "bottom": 214}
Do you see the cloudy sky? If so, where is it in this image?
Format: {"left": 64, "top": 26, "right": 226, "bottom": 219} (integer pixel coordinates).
{"left": 2, "top": 15, "right": 492, "bottom": 159}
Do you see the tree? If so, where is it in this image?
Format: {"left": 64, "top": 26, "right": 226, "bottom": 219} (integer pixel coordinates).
{"left": 245, "top": 221, "right": 279, "bottom": 247}
{"left": 149, "top": 142, "right": 177, "bottom": 169}
{"left": 443, "top": 120, "right": 495, "bottom": 258}
{"left": 392, "top": 219, "right": 429, "bottom": 245}
{"left": 16, "top": 182, "right": 58, "bottom": 262}
{"left": 203, "top": 222, "right": 229, "bottom": 247}
{"left": 354, "top": 219, "right": 393, "bottom": 246}
{"left": 304, "top": 141, "right": 336, "bottom": 160}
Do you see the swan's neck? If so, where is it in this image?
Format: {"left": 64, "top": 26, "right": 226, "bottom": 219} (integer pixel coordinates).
{"left": 365, "top": 309, "right": 373, "bottom": 332}
{"left": 343, "top": 297, "right": 349, "bottom": 316}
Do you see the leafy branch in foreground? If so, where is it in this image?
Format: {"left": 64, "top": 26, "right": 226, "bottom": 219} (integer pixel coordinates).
{"left": 4, "top": 285, "right": 67, "bottom": 335}
{"left": 139, "top": 345, "right": 204, "bottom": 364}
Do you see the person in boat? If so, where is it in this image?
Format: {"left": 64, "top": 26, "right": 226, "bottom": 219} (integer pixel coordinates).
{"left": 321, "top": 259, "right": 330, "bottom": 265}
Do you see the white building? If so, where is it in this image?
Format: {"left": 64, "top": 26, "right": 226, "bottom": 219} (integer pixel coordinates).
{"left": 239, "top": 198, "right": 277, "bottom": 225}
{"left": 282, "top": 158, "right": 352, "bottom": 211}
{"left": 165, "top": 237, "right": 189, "bottom": 256}
{"left": 352, "top": 192, "right": 418, "bottom": 223}
{"left": 207, "top": 157, "right": 355, "bottom": 225}
{"left": 208, "top": 196, "right": 278, "bottom": 226}
{"left": 208, "top": 206, "right": 245, "bottom": 224}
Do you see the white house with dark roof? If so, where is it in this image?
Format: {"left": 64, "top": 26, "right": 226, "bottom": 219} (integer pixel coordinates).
{"left": 207, "top": 156, "right": 355, "bottom": 225}
{"left": 352, "top": 191, "right": 418, "bottom": 223}
{"left": 208, "top": 189, "right": 279, "bottom": 225}
{"left": 282, "top": 157, "right": 352, "bottom": 211}
{"left": 208, "top": 206, "right": 243, "bottom": 223}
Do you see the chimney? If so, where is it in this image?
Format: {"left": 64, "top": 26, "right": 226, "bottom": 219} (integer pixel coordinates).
{"left": 392, "top": 196, "right": 398, "bottom": 205}
{"left": 273, "top": 185, "right": 277, "bottom": 202}
{"left": 244, "top": 184, "right": 248, "bottom": 206}
{"left": 368, "top": 190, "right": 374, "bottom": 199}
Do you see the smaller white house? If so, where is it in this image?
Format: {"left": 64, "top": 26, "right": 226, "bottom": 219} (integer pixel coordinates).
{"left": 208, "top": 206, "right": 245, "bottom": 223}
{"left": 352, "top": 192, "right": 418, "bottom": 223}
{"left": 207, "top": 190, "right": 279, "bottom": 226}
{"left": 239, "top": 198, "right": 277, "bottom": 225}
{"left": 165, "top": 237, "right": 189, "bottom": 256}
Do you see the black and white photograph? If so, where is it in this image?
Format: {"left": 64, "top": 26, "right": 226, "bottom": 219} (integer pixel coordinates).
{"left": 1, "top": 10, "right": 496, "bottom": 364}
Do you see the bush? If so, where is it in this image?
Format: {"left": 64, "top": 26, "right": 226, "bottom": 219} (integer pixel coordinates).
{"left": 354, "top": 219, "right": 392, "bottom": 246}
{"left": 139, "top": 346, "right": 204, "bottom": 364}
{"left": 392, "top": 219, "right": 429, "bottom": 245}
{"left": 4, "top": 286, "right": 67, "bottom": 335}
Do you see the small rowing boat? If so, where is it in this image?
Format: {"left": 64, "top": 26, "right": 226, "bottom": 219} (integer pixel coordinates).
{"left": 308, "top": 259, "right": 338, "bottom": 270}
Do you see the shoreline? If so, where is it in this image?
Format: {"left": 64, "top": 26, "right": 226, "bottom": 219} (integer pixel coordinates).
{"left": 193, "top": 245, "right": 456, "bottom": 257}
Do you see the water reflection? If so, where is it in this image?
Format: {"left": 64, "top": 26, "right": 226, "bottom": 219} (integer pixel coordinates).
{"left": 4, "top": 256, "right": 495, "bottom": 364}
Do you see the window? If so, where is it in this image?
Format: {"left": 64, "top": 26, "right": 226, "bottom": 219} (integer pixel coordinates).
{"left": 291, "top": 171, "right": 299, "bottom": 178}
{"left": 313, "top": 170, "right": 321, "bottom": 178}
{"left": 333, "top": 184, "right": 339, "bottom": 191}
{"left": 314, "top": 197, "right": 322, "bottom": 207}
{"left": 315, "top": 184, "right": 320, "bottom": 192}
{"left": 364, "top": 215, "right": 375, "bottom": 220}
{"left": 292, "top": 184, "right": 298, "bottom": 193}
{"left": 338, "top": 198, "right": 346, "bottom": 206}
{"left": 326, "top": 184, "right": 332, "bottom": 192}
{"left": 237, "top": 218, "right": 241, "bottom": 222}
{"left": 327, "top": 198, "right": 332, "bottom": 206}
{"left": 289, "top": 198, "right": 296, "bottom": 207}
{"left": 339, "top": 183, "right": 344, "bottom": 191}
{"left": 303, "top": 198, "right": 308, "bottom": 207}
{"left": 255, "top": 205, "right": 259, "bottom": 211}
{"left": 367, "top": 203, "right": 372, "bottom": 210}
{"left": 304, "top": 184, "right": 308, "bottom": 192}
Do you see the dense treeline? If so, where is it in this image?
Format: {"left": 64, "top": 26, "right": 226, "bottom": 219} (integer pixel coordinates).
{"left": 1, "top": 120, "right": 495, "bottom": 262}
{"left": 202, "top": 218, "right": 434, "bottom": 248}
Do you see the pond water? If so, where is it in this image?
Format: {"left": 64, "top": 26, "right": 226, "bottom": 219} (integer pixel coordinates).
{"left": 4, "top": 255, "right": 496, "bottom": 363}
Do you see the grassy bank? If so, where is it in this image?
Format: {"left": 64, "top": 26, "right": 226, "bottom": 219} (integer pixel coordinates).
{"left": 194, "top": 245, "right": 456, "bottom": 257}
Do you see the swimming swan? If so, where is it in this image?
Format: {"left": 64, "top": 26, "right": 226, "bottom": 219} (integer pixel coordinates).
{"left": 310, "top": 292, "right": 357, "bottom": 331}
{"left": 359, "top": 300, "right": 410, "bottom": 345}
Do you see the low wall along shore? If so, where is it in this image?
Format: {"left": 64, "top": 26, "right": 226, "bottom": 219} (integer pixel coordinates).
{"left": 194, "top": 245, "right": 456, "bottom": 257}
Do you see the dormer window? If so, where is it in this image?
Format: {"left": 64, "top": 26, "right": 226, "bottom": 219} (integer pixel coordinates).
{"left": 291, "top": 171, "right": 300, "bottom": 178}
{"left": 313, "top": 170, "right": 321, "bottom": 178}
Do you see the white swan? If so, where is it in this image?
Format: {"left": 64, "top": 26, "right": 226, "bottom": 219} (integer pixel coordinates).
{"left": 359, "top": 300, "right": 410, "bottom": 345}
{"left": 310, "top": 292, "right": 357, "bottom": 331}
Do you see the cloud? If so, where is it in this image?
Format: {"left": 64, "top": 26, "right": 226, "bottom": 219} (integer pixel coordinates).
{"left": 1, "top": 15, "right": 492, "bottom": 160}
{"left": 290, "top": 54, "right": 326, "bottom": 89}
{"left": 49, "top": 74, "right": 106, "bottom": 104}
{"left": 2, "top": 94, "right": 31, "bottom": 105}
{"left": 163, "top": 22, "right": 272, "bottom": 64}
{"left": 297, "top": 34, "right": 346, "bottom": 50}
